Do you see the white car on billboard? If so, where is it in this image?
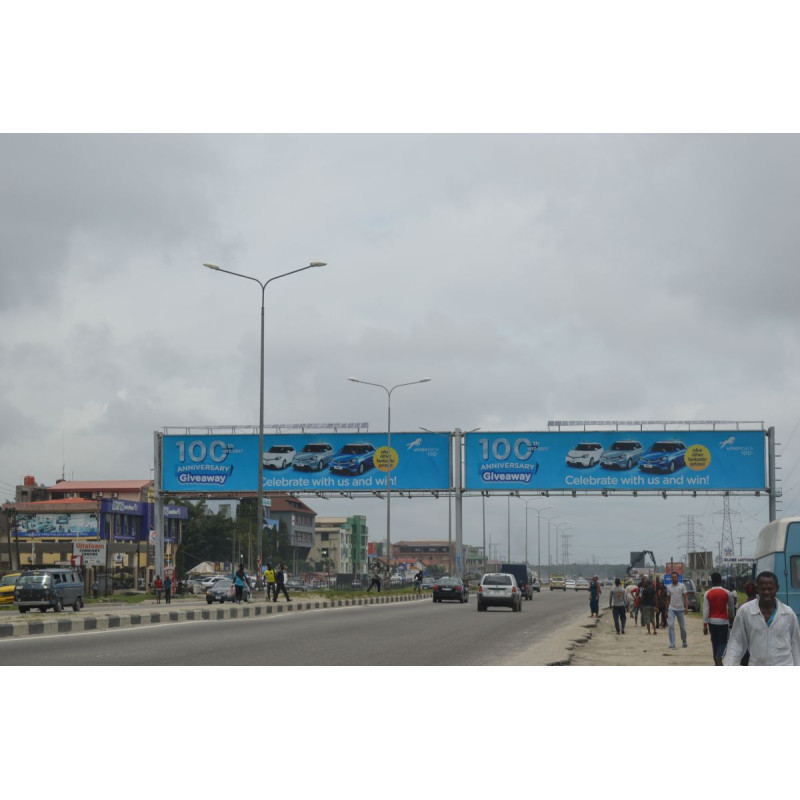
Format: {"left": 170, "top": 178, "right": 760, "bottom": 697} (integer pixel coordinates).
{"left": 263, "top": 444, "right": 296, "bottom": 470}
{"left": 565, "top": 442, "right": 604, "bottom": 467}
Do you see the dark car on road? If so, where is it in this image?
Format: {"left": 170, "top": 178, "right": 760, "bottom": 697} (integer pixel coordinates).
{"left": 285, "top": 578, "right": 308, "bottom": 592}
{"left": 682, "top": 578, "right": 700, "bottom": 611}
{"left": 206, "top": 579, "right": 250, "bottom": 604}
{"left": 432, "top": 577, "right": 469, "bottom": 603}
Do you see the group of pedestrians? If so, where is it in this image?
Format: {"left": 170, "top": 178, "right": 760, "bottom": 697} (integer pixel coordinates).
{"left": 599, "top": 569, "right": 800, "bottom": 666}
{"left": 262, "top": 562, "right": 292, "bottom": 602}
{"left": 153, "top": 574, "right": 173, "bottom": 604}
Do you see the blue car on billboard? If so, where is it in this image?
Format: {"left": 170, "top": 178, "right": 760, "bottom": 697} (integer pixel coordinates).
{"left": 330, "top": 442, "right": 375, "bottom": 475}
{"left": 639, "top": 440, "right": 687, "bottom": 473}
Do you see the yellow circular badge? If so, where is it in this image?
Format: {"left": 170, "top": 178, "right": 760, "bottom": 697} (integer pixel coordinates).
{"left": 374, "top": 446, "right": 399, "bottom": 472}
{"left": 685, "top": 444, "right": 711, "bottom": 471}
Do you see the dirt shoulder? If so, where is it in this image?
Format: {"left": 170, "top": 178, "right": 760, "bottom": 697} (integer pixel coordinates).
{"left": 570, "top": 607, "right": 711, "bottom": 666}
{"left": 511, "top": 606, "right": 713, "bottom": 666}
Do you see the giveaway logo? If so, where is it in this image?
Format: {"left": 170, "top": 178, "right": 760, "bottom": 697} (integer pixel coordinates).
{"left": 176, "top": 463, "right": 234, "bottom": 485}
{"left": 480, "top": 462, "right": 540, "bottom": 484}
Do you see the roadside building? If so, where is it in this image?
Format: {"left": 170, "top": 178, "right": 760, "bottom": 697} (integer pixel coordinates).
{"left": 309, "top": 515, "right": 368, "bottom": 576}
{"left": 0, "top": 476, "right": 187, "bottom": 589}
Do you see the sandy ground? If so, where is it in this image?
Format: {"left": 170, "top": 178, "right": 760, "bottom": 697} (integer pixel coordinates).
{"left": 512, "top": 605, "right": 714, "bottom": 666}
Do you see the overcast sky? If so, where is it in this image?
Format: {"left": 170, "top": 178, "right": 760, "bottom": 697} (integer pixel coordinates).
{"left": 3, "top": 133, "right": 800, "bottom": 566}
{"left": 7, "top": 4, "right": 800, "bottom": 787}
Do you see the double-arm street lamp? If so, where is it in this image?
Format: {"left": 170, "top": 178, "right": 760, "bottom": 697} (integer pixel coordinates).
{"left": 524, "top": 503, "right": 552, "bottom": 573}
{"left": 348, "top": 377, "right": 431, "bottom": 576}
{"left": 204, "top": 260, "right": 326, "bottom": 583}
{"left": 546, "top": 515, "right": 563, "bottom": 580}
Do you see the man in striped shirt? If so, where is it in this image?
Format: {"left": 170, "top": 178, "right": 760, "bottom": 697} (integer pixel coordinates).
{"left": 702, "top": 572, "right": 735, "bottom": 666}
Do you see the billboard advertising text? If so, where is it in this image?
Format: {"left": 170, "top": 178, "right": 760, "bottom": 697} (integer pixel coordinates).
{"left": 162, "top": 432, "right": 451, "bottom": 494}
{"left": 464, "top": 430, "right": 766, "bottom": 492}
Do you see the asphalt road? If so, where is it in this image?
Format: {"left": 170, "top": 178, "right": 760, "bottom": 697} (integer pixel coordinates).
{"left": 0, "top": 589, "right": 589, "bottom": 665}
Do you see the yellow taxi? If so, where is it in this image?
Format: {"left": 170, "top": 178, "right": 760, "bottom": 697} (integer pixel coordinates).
{"left": 0, "top": 572, "right": 22, "bottom": 605}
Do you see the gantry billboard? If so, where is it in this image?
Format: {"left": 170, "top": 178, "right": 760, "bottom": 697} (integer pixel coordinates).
{"left": 161, "top": 432, "right": 451, "bottom": 493}
{"left": 463, "top": 430, "right": 766, "bottom": 492}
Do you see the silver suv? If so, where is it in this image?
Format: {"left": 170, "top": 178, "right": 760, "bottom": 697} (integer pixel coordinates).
{"left": 477, "top": 573, "right": 523, "bottom": 612}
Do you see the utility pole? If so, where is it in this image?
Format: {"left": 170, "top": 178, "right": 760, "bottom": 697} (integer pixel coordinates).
{"left": 561, "top": 534, "right": 572, "bottom": 570}
{"left": 714, "top": 496, "right": 739, "bottom": 570}
{"left": 679, "top": 515, "right": 702, "bottom": 573}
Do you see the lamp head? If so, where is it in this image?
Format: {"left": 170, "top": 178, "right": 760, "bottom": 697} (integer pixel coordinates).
{"left": 310, "top": 262, "right": 327, "bottom": 267}
{"left": 203, "top": 262, "right": 220, "bottom": 270}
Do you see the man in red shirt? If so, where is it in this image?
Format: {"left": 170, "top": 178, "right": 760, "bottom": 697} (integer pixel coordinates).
{"left": 702, "top": 572, "right": 735, "bottom": 665}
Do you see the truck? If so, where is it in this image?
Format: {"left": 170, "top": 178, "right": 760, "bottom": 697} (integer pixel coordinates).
{"left": 500, "top": 563, "right": 535, "bottom": 599}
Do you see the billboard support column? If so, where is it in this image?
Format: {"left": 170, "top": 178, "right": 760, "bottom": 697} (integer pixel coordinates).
{"left": 454, "top": 428, "right": 463, "bottom": 579}
{"left": 768, "top": 426, "right": 777, "bottom": 522}
{"left": 154, "top": 431, "right": 164, "bottom": 585}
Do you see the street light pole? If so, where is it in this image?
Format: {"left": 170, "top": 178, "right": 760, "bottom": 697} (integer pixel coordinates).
{"left": 348, "top": 377, "right": 431, "bottom": 578}
{"left": 204, "top": 260, "right": 326, "bottom": 584}
{"left": 524, "top": 503, "right": 552, "bottom": 569}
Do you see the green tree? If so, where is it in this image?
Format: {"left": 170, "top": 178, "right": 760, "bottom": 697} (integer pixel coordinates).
{"left": 176, "top": 500, "right": 235, "bottom": 567}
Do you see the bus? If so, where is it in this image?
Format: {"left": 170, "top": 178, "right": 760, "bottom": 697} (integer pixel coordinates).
{"left": 753, "top": 517, "right": 800, "bottom": 616}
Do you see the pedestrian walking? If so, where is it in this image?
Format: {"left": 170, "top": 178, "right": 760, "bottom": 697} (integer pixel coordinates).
{"left": 233, "top": 563, "right": 248, "bottom": 603}
{"left": 92, "top": 579, "right": 99, "bottom": 599}
{"left": 367, "top": 564, "right": 382, "bottom": 593}
{"left": 738, "top": 578, "right": 757, "bottom": 665}
{"left": 626, "top": 582, "right": 639, "bottom": 624}
{"left": 702, "top": 572, "right": 735, "bottom": 665}
{"left": 154, "top": 575, "right": 163, "bottom": 604}
{"left": 666, "top": 571, "right": 689, "bottom": 649}
{"left": 656, "top": 578, "right": 669, "bottom": 628}
{"left": 264, "top": 563, "right": 276, "bottom": 601}
{"left": 638, "top": 577, "right": 657, "bottom": 635}
{"left": 609, "top": 578, "right": 629, "bottom": 634}
{"left": 164, "top": 575, "right": 172, "bottom": 604}
{"left": 273, "top": 563, "right": 291, "bottom": 602}
{"left": 413, "top": 570, "right": 423, "bottom": 596}
{"left": 588, "top": 575, "right": 601, "bottom": 617}
{"left": 723, "top": 571, "right": 800, "bottom": 665}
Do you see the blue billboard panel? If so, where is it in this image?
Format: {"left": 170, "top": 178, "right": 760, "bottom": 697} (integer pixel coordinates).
{"left": 162, "top": 432, "right": 450, "bottom": 493}
{"left": 464, "top": 430, "right": 766, "bottom": 492}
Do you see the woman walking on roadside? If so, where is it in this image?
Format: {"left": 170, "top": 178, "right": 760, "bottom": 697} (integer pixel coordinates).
{"left": 589, "top": 575, "right": 601, "bottom": 617}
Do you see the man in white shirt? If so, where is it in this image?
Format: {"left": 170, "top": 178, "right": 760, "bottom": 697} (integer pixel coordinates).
{"left": 723, "top": 571, "right": 800, "bottom": 666}
{"left": 666, "top": 571, "right": 689, "bottom": 650}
